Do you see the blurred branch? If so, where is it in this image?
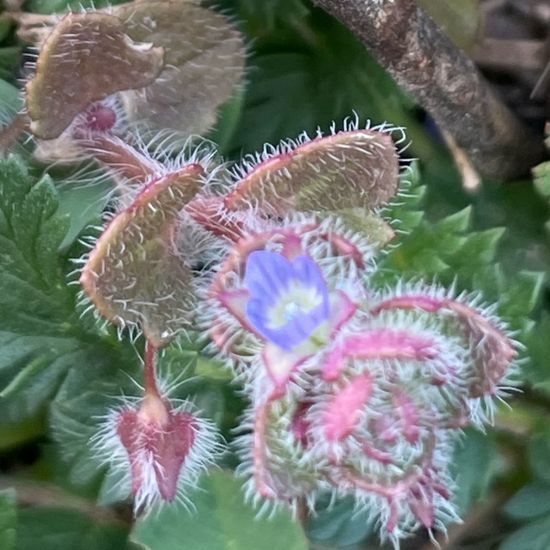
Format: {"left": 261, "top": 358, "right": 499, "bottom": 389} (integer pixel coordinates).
{"left": 473, "top": 38, "right": 547, "bottom": 72}
{"left": 420, "top": 494, "right": 508, "bottom": 549}
{"left": 312, "top": 0, "right": 545, "bottom": 180}
{"left": 0, "top": 477, "right": 132, "bottom": 526}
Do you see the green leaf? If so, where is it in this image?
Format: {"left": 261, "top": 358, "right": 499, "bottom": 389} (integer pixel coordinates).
{"left": 528, "top": 433, "right": 550, "bottom": 485}
{"left": 455, "top": 227, "right": 505, "bottom": 267}
{"left": 0, "top": 489, "right": 16, "bottom": 550}
{"left": 0, "top": 156, "right": 72, "bottom": 335}
{"left": 131, "top": 471, "right": 308, "bottom": 550}
{"left": 0, "top": 156, "right": 91, "bottom": 442}
{"left": 15, "top": 506, "right": 130, "bottom": 550}
{"left": 380, "top": 208, "right": 472, "bottom": 278}
{"left": 219, "top": 7, "right": 436, "bottom": 162}
{"left": 533, "top": 160, "right": 550, "bottom": 199}
{"left": 500, "top": 515, "right": 550, "bottom": 550}
{"left": 226, "top": 0, "right": 310, "bottom": 31}
{"left": 308, "top": 498, "right": 355, "bottom": 542}
{"left": 451, "top": 429, "right": 497, "bottom": 514}
{"left": 307, "top": 497, "right": 373, "bottom": 547}
{"left": 0, "top": 79, "right": 21, "bottom": 117}
{"left": 505, "top": 483, "right": 550, "bottom": 520}
{"left": 496, "top": 271, "right": 545, "bottom": 323}
{"left": 48, "top": 345, "right": 141, "bottom": 495}
{"left": 56, "top": 179, "right": 111, "bottom": 250}
{"left": 525, "top": 313, "right": 550, "bottom": 388}
{"left": 0, "top": 47, "right": 21, "bottom": 83}
{"left": 418, "top": 0, "right": 480, "bottom": 52}
{"left": 195, "top": 356, "right": 232, "bottom": 382}
{"left": 25, "top": 0, "right": 128, "bottom": 16}
{"left": 208, "top": 87, "right": 246, "bottom": 156}
{"left": 437, "top": 206, "right": 472, "bottom": 233}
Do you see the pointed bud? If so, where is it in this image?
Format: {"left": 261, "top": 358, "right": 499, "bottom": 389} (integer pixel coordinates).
{"left": 95, "top": 393, "right": 221, "bottom": 513}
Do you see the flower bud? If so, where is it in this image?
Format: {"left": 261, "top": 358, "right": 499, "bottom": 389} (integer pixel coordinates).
{"left": 93, "top": 392, "right": 221, "bottom": 513}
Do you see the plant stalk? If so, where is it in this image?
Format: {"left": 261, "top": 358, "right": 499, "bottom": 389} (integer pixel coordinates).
{"left": 312, "top": 0, "right": 545, "bottom": 180}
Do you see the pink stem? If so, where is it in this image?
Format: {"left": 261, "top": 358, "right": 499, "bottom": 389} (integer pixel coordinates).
{"left": 143, "top": 339, "right": 161, "bottom": 399}
{"left": 185, "top": 197, "right": 245, "bottom": 242}
{"left": 322, "top": 329, "right": 439, "bottom": 381}
{"left": 252, "top": 392, "right": 280, "bottom": 499}
{"left": 77, "top": 134, "right": 162, "bottom": 185}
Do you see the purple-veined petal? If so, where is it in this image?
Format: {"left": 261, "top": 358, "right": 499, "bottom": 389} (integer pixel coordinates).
{"left": 244, "top": 250, "right": 294, "bottom": 303}
{"left": 244, "top": 251, "right": 330, "bottom": 350}
{"left": 292, "top": 255, "right": 330, "bottom": 306}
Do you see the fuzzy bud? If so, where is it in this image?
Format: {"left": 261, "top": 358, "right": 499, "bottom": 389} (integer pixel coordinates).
{"left": 94, "top": 392, "right": 220, "bottom": 513}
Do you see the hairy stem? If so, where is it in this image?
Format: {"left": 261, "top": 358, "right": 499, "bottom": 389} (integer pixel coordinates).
{"left": 78, "top": 134, "right": 161, "bottom": 184}
{"left": 0, "top": 113, "right": 29, "bottom": 152}
{"left": 143, "top": 339, "right": 161, "bottom": 399}
{"left": 312, "top": 0, "right": 545, "bottom": 180}
{"left": 253, "top": 397, "right": 277, "bottom": 499}
{"left": 0, "top": 476, "right": 131, "bottom": 525}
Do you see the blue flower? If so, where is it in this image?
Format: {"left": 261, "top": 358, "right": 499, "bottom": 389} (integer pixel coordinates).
{"left": 244, "top": 251, "right": 330, "bottom": 351}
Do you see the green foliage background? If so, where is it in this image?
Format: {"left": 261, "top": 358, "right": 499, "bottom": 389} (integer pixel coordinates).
{"left": 0, "top": 1, "right": 550, "bottom": 549}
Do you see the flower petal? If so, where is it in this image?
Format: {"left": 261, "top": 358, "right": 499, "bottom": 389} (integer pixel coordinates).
{"left": 262, "top": 342, "right": 310, "bottom": 393}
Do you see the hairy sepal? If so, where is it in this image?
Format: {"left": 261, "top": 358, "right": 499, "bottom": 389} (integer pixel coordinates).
{"left": 225, "top": 129, "right": 400, "bottom": 215}
{"left": 370, "top": 286, "right": 517, "bottom": 398}
{"left": 26, "top": 12, "right": 164, "bottom": 139}
{"left": 80, "top": 166, "right": 202, "bottom": 347}
{"left": 114, "top": 0, "right": 245, "bottom": 138}
{"left": 93, "top": 393, "right": 221, "bottom": 513}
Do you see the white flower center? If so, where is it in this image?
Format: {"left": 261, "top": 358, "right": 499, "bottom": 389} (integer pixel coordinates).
{"left": 267, "top": 282, "right": 323, "bottom": 329}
